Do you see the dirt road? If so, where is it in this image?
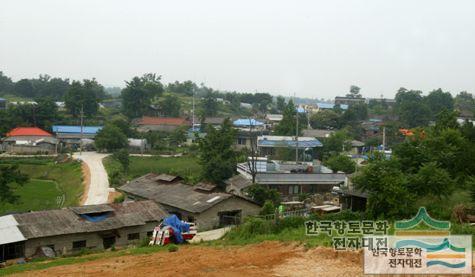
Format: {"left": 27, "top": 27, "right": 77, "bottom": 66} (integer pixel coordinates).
{"left": 73, "top": 152, "right": 110, "bottom": 205}
{"left": 14, "top": 242, "right": 363, "bottom": 276}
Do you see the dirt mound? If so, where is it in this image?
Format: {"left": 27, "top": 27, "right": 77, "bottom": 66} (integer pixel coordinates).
{"left": 15, "top": 242, "right": 364, "bottom": 277}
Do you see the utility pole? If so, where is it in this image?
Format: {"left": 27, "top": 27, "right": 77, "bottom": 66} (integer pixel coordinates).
{"left": 192, "top": 88, "right": 195, "bottom": 129}
{"left": 295, "top": 93, "right": 299, "bottom": 163}
{"left": 80, "top": 104, "right": 84, "bottom": 155}
{"left": 382, "top": 126, "right": 386, "bottom": 151}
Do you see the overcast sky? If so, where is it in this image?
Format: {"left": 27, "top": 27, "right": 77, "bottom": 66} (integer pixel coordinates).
{"left": 1, "top": 0, "right": 475, "bottom": 99}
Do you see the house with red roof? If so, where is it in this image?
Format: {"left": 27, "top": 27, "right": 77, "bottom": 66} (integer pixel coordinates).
{"left": 134, "top": 116, "right": 191, "bottom": 133}
{"left": 2, "top": 127, "right": 58, "bottom": 154}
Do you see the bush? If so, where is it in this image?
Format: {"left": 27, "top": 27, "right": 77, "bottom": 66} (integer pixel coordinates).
{"left": 168, "top": 244, "right": 178, "bottom": 252}
{"left": 226, "top": 218, "right": 273, "bottom": 240}
{"left": 113, "top": 194, "right": 125, "bottom": 203}
{"left": 260, "top": 200, "right": 275, "bottom": 215}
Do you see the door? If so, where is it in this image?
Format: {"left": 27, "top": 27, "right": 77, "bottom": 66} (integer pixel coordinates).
{"left": 103, "top": 236, "right": 116, "bottom": 249}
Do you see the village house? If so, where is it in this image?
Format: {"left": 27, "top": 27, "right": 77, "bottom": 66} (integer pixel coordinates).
{"left": 1, "top": 127, "right": 58, "bottom": 154}
{"left": 232, "top": 118, "right": 268, "bottom": 150}
{"left": 334, "top": 96, "right": 366, "bottom": 106}
{"left": 257, "top": 135, "right": 323, "bottom": 157}
{"left": 315, "top": 102, "right": 348, "bottom": 111}
{"left": 118, "top": 173, "right": 261, "bottom": 230}
{"left": 235, "top": 159, "right": 347, "bottom": 201}
{"left": 52, "top": 125, "right": 103, "bottom": 149}
{"left": 302, "top": 129, "right": 335, "bottom": 139}
{"left": 0, "top": 201, "right": 167, "bottom": 262}
{"left": 134, "top": 116, "right": 190, "bottom": 133}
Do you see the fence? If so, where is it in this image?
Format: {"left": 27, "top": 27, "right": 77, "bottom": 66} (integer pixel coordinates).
{"left": 255, "top": 208, "right": 311, "bottom": 221}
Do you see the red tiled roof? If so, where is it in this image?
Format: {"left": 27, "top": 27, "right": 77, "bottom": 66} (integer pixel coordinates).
{"left": 6, "top": 127, "right": 53, "bottom": 137}
{"left": 137, "top": 116, "right": 190, "bottom": 126}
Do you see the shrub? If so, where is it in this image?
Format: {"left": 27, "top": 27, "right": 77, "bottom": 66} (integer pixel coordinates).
{"left": 260, "top": 200, "right": 275, "bottom": 215}
{"left": 168, "top": 244, "right": 178, "bottom": 252}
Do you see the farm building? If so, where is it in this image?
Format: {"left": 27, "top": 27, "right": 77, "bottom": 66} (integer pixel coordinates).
{"left": 1, "top": 127, "right": 58, "bottom": 154}
{"left": 52, "top": 125, "right": 103, "bottom": 148}
{"left": 134, "top": 116, "right": 190, "bottom": 133}
{"left": 256, "top": 135, "right": 323, "bottom": 157}
{"left": 0, "top": 201, "right": 167, "bottom": 262}
{"left": 0, "top": 98, "right": 6, "bottom": 110}
{"left": 119, "top": 173, "right": 261, "bottom": 230}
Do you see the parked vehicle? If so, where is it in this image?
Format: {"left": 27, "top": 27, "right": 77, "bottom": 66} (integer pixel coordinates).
{"left": 149, "top": 215, "right": 197, "bottom": 246}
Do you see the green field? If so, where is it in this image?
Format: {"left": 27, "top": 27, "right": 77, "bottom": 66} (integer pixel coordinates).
{"left": 104, "top": 155, "right": 202, "bottom": 185}
{"left": 0, "top": 158, "right": 83, "bottom": 214}
{"left": 0, "top": 179, "right": 63, "bottom": 215}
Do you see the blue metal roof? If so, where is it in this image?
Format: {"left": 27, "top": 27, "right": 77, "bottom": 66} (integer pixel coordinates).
{"left": 52, "top": 125, "right": 103, "bottom": 134}
{"left": 258, "top": 137, "right": 322, "bottom": 148}
{"left": 317, "top": 103, "right": 348, "bottom": 110}
{"left": 296, "top": 107, "right": 306, "bottom": 113}
{"left": 233, "top": 119, "right": 264, "bottom": 127}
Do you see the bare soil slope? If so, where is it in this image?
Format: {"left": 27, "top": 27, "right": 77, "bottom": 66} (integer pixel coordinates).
{"left": 15, "top": 242, "right": 363, "bottom": 277}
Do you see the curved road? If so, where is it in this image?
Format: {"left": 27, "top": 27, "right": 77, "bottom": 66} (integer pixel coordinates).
{"left": 73, "top": 152, "right": 111, "bottom": 205}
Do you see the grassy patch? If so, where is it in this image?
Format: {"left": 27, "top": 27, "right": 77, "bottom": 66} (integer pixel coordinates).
{"left": 0, "top": 245, "right": 171, "bottom": 276}
{"left": 0, "top": 179, "right": 62, "bottom": 215}
{"left": 0, "top": 158, "right": 83, "bottom": 213}
{"left": 104, "top": 155, "right": 202, "bottom": 185}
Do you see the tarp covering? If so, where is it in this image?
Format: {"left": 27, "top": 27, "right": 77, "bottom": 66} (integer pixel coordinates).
{"left": 80, "top": 212, "right": 110, "bottom": 222}
{"left": 163, "top": 214, "right": 190, "bottom": 243}
{"left": 233, "top": 119, "right": 264, "bottom": 127}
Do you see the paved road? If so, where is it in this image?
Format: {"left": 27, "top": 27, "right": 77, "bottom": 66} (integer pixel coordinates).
{"left": 73, "top": 152, "right": 110, "bottom": 205}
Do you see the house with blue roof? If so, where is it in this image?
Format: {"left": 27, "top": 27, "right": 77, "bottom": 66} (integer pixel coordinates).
{"left": 52, "top": 125, "right": 103, "bottom": 147}
{"left": 257, "top": 135, "right": 323, "bottom": 157}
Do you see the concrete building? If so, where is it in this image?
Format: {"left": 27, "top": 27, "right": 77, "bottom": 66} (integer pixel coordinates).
{"left": 334, "top": 96, "right": 366, "bottom": 106}
{"left": 135, "top": 116, "right": 190, "bottom": 133}
{"left": 235, "top": 160, "right": 347, "bottom": 201}
{"left": 0, "top": 201, "right": 167, "bottom": 262}
{"left": 119, "top": 173, "right": 261, "bottom": 230}
{"left": 257, "top": 135, "right": 323, "bottom": 157}
{"left": 2, "top": 127, "right": 58, "bottom": 154}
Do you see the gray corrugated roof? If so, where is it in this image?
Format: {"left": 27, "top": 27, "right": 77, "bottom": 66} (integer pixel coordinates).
{"left": 255, "top": 173, "right": 346, "bottom": 185}
{"left": 225, "top": 175, "right": 252, "bottom": 190}
{"left": 119, "top": 178, "right": 232, "bottom": 213}
{"left": 13, "top": 201, "right": 167, "bottom": 239}
{"left": 70, "top": 205, "right": 115, "bottom": 215}
{"left": 302, "top": 129, "right": 335, "bottom": 138}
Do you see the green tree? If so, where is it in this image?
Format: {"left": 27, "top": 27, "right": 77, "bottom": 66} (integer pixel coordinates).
{"left": 274, "top": 100, "right": 303, "bottom": 136}
{"left": 198, "top": 119, "right": 236, "bottom": 185}
{"left": 246, "top": 184, "right": 281, "bottom": 205}
{"left": 324, "top": 154, "right": 356, "bottom": 174}
{"left": 455, "top": 91, "right": 475, "bottom": 117}
{"left": 425, "top": 89, "right": 454, "bottom": 119}
{"left": 341, "top": 102, "right": 368, "bottom": 123}
{"left": 201, "top": 91, "right": 218, "bottom": 117}
{"left": 276, "top": 96, "right": 286, "bottom": 112}
{"left": 353, "top": 158, "right": 415, "bottom": 218}
{"left": 169, "top": 126, "right": 187, "bottom": 146}
{"left": 346, "top": 85, "right": 362, "bottom": 98}
{"left": 409, "top": 162, "right": 454, "bottom": 198}
{"left": 395, "top": 88, "right": 431, "bottom": 128}
{"left": 122, "top": 74, "right": 164, "bottom": 118}
{"left": 321, "top": 130, "right": 351, "bottom": 158}
{"left": 14, "top": 79, "right": 34, "bottom": 98}
{"left": 0, "top": 165, "right": 28, "bottom": 203}
{"left": 160, "top": 94, "right": 181, "bottom": 117}
{"left": 64, "top": 80, "right": 100, "bottom": 117}
{"left": 309, "top": 109, "right": 340, "bottom": 129}
{"left": 0, "top": 71, "right": 13, "bottom": 94}
{"left": 95, "top": 124, "right": 128, "bottom": 152}
{"left": 34, "top": 97, "right": 60, "bottom": 130}
{"left": 112, "top": 149, "right": 130, "bottom": 173}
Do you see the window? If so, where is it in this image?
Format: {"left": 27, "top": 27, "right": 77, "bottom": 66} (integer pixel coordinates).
{"left": 237, "top": 138, "right": 246, "bottom": 145}
{"left": 147, "top": 231, "right": 153, "bottom": 238}
{"left": 128, "top": 233, "right": 140, "bottom": 240}
{"left": 288, "top": 185, "right": 300, "bottom": 195}
{"left": 187, "top": 216, "right": 195, "bottom": 222}
{"left": 72, "top": 240, "right": 86, "bottom": 250}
